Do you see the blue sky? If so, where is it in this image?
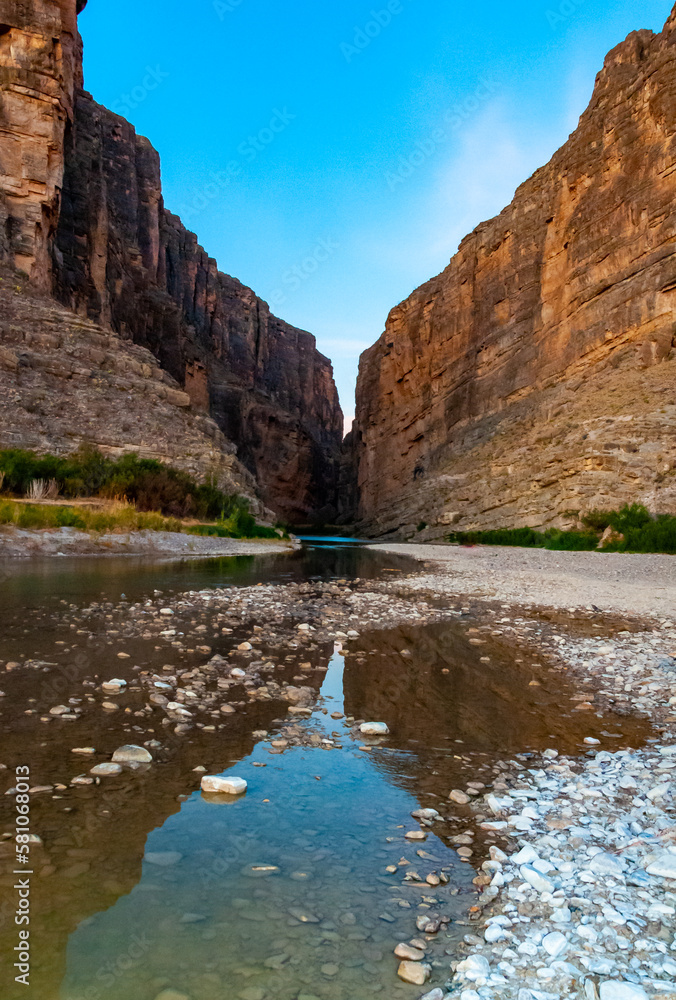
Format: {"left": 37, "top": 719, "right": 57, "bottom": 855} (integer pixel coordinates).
{"left": 79, "top": 0, "right": 673, "bottom": 425}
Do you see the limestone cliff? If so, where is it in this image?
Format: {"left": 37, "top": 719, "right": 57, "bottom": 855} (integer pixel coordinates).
{"left": 353, "top": 6, "right": 676, "bottom": 537}
{"left": 0, "top": 1, "right": 342, "bottom": 521}
{"left": 0, "top": 268, "right": 271, "bottom": 517}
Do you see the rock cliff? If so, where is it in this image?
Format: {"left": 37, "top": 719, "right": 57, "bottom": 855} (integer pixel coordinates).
{"left": 0, "top": 0, "right": 342, "bottom": 521}
{"left": 0, "top": 268, "right": 270, "bottom": 517}
{"left": 353, "top": 6, "right": 676, "bottom": 537}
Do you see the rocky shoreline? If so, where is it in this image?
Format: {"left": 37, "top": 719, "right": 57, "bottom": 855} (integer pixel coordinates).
{"left": 0, "top": 525, "right": 297, "bottom": 560}
{"left": 369, "top": 544, "right": 676, "bottom": 999}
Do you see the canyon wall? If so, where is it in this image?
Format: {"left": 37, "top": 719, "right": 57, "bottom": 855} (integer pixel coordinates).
{"left": 353, "top": 6, "right": 676, "bottom": 537}
{"left": 0, "top": 0, "right": 85, "bottom": 283}
{"left": 0, "top": 1, "right": 342, "bottom": 521}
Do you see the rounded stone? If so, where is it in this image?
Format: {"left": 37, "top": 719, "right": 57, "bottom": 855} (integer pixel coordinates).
{"left": 360, "top": 721, "right": 389, "bottom": 735}
{"left": 90, "top": 763, "right": 123, "bottom": 777}
{"left": 201, "top": 775, "right": 247, "bottom": 795}
{"left": 112, "top": 744, "right": 153, "bottom": 764}
{"left": 397, "top": 960, "right": 430, "bottom": 985}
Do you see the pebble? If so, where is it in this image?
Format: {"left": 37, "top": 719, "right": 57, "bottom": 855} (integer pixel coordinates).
{"left": 397, "top": 960, "right": 431, "bottom": 985}
{"left": 646, "top": 852, "right": 676, "bottom": 879}
{"left": 89, "top": 763, "right": 122, "bottom": 777}
{"left": 144, "top": 852, "right": 183, "bottom": 867}
{"left": 599, "top": 984, "right": 649, "bottom": 1000}
{"left": 201, "top": 775, "right": 247, "bottom": 796}
{"left": 394, "top": 943, "right": 426, "bottom": 961}
{"left": 360, "top": 722, "right": 389, "bottom": 735}
{"left": 101, "top": 679, "right": 127, "bottom": 693}
{"left": 111, "top": 744, "right": 153, "bottom": 764}
{"left": 449, "top": 789, "right": 471, "bottom": 805}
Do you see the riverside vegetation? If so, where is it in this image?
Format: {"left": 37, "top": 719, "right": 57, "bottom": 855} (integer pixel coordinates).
{"left": 0, "top": 447, "right": 284, "bottom": 540}
{"left": 448, "top": 505, "right": 676, "bottom": 555}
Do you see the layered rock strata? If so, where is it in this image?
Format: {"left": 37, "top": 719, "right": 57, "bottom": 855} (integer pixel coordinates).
{"left": 0, "top": 270, "right": 269, "bottom": 517}
{"left": 353, "top": 6, "right": 676, "bottom": 537}
{"left": 0, "top": 1, "right": 342, "bottom": 521}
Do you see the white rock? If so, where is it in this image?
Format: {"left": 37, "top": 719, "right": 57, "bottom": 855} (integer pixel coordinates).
{"left": 485, "top": 923, "right": 508, "bottom": 943}
{"left": 420, "top": 990, "right": 444, "bottom": 1000}
{"left": 542, "top": 931, "right": 568, "bottom": 958}
{"left": 112, "top": 744, "right": 153, "bottom": 764}
{"left": 646, "top": 852, "right": 676, "bottom": 879}
{"left": 360, "top": 722, "right": 389, "bottom": 735}
{"left": 456, "top": 954, "right": 490, "bottom": 981}
{"left": 599, "top": 983, "right": 648, "bottom": 1000}
{"left": 159, "top": 608, "right": 174, "bottom": 616}
{"left": 201, "top": 775, "right": 247, "bottom": 796}
{"left": 520, "top": 865, "right": 554, "bottom": 893}
{"left": 512, "top": 845, "right": 540, "bottom": 864}
{"left": 90, "top": 763, "right": 123, "bottom": 777}
{"left": 230, "top": 668, "right": 246, "bottom": 678}
{"left": 589, "top": 852, "right": 626, "bottom": 875}
{"left": 102, "top": 679, "right": 127, "bottom": 693}
{"left": 449, "top": 789, "right": 471, "bottom": 805}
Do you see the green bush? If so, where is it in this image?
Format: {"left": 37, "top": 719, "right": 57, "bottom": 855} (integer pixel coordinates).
{"left": 449, "top": 526, "right": 544, "bottom": 547}
{"left": 450, "top": 504, "right": 676, "bottom": 555}
{"left": 543, "top": 529, "right": 598, "bottom": 551}
{"left": 0, "top": 446, "right": 275, "bottom": 537}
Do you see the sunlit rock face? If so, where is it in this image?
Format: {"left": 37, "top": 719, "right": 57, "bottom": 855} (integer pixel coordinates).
{"left": 0, "top": 1, "right": 85, "bottom": 283}
{"left": 353, "top": 7, "right": 676, "bottom": 538}
{"left": 0, "top": 0, "right": 343, "bottom": 521}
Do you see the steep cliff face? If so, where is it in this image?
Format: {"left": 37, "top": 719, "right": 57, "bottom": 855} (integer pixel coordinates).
{"left": 0, "top": 1, "right": 342, "bottom": 521}
{"left": 0, "top": 0, "right": 85, "bottom": 283}
{"left": 354, "top": 7, "right": 676, "bottom": 537}
{"left": 53, "top": 91, "right": 343, "bottom": 521}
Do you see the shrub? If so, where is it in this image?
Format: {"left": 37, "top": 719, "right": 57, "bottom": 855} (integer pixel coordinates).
{"left": 450, "top": 505, "right": 676, "bottom": 555}
{"left": 543, "top": 529, "right": 599, "bottom": 551}
{"left": 449, "top": 527, "right": 544, "bottom": 547}
{"left": 0, "top": 446, "right": 270, "bottom": 534}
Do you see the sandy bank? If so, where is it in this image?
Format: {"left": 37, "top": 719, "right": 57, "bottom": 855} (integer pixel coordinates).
{"left": 371, "top": 543, "right": 676, "bottom": 618}
{"left": 0, "top": 525, "right": 297, "bottom": 560}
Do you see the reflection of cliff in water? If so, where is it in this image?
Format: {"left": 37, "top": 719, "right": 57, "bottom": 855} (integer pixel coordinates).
{"left": 0, "top": 669, "right": 327, "bottom": 1000}
{"left": 342, "top": 621, "right": 653, "bottom": 806}
{"left": 0, "top": 546, "right": 417, "bottom": 612}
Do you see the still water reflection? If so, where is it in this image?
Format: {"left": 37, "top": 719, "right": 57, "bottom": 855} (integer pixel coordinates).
{"left": 0, "top": 545, "right": 651, "bottom": 1000}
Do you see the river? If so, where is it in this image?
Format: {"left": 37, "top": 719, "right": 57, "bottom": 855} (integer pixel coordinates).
{"left": 0, "top": 540, "right": 652, "bottom": 1000}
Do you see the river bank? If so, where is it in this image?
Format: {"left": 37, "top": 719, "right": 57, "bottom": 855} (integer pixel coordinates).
{"left": 0, "top": 524, "right": 297, "bottom": 559}
{"left": 370, "top": 543, "right": 676, "bottom": 617}
{"left": 368, "top": 543, "right": 676, "bottom": 999}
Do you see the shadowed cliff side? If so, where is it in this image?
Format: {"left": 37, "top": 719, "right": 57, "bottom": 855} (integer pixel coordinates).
{"left": 53, "top": 92, "right": 343, "bottom": 523}
{"left": 353, "top": 5, "right": 676, "bottom": 538}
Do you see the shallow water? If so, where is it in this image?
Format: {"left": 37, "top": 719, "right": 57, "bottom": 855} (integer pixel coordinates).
{"left": 0, "top": 545, "right": 652, "bottom": 1000}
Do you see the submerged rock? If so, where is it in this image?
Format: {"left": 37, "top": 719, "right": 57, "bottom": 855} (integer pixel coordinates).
{"left": 397, "top": 960, "right": 430, "bottom": 985}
